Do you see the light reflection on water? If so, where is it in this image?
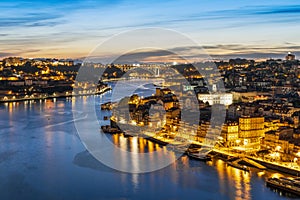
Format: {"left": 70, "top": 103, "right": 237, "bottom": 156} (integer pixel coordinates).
{"left": 109, "top": 131, "right": 294, "bottom": 200}
{"left": 0, "top": 93, "right": 293, "bottom": 200}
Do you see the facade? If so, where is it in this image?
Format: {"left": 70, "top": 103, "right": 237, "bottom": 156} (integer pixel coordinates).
{"left": 239, "top": 116, "right": 265, "bottom": 148}
{"left": 286, "top": 52, "right": 296, "bottom": 61}
{"left": 263, "top": 128, "right": 296, "bottom": 161}
{"left": 198, "top": 93, "right": 233, "bottom": 106}
{"left": 221, "top": 122, "right": 239, "bottom": 147}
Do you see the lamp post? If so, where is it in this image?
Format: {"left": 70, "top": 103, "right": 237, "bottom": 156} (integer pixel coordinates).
{"left": 292, "top": 157, "right": 298, "bottom": 168}
{"left": 295, "top": 152, "right": 300, "bottom": 168}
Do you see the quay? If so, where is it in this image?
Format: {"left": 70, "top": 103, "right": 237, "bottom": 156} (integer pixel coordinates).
{"left": 0, "top": 86, "right": 111, "bottom": 103}
{"left": 100, "top": 124, "right": 300, "bottom": 177}
{"left": 212, "top": 148, "right": 300, "bottom": 176}
{"left": 266, "top": 177, "right": 300, "bottom": 197}
{"left": 251, "top": 158, "right": 300, "bottom": 176}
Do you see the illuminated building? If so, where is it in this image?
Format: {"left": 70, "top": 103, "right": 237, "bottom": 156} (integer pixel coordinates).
{"left": 3, "top": 57, "right": 25, "bottom": 66}
{"left": 263, "top": 128, "right": 295, "bottom": 161}
{"left": 221, "top": 122, "right": 239, "bottom": 147}
{"left": 197, "top": 93, "right": 233, "bottom": 106}
{"left": 239, "top": 116, "right": 264, "bottom": 148}
{"left": 264, "top": 118, "right": 281, "bottom": 132}
{"left": 294, "top": 115, "right": 299, "bottom": 128}
{"left": 286, "top": 52, "right": 296, "bottom": 61}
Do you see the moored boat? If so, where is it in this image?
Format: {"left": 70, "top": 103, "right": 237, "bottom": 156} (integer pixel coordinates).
{"left": 227, "top": 161, "right": 250, "bottom": 172}
{"left": 101, "top": 102, "right": 112, "bottom": 110}
{"left": 103, "top": 116, "right": 109, "bottom": 120}
{"left": 123, "top": 132, "right": 133, "bottom": 138}
{"left": 101, "top": 125, "right": 122, "bottom": 134}
{"left": 187, "top": 152, "right": 211, "bottom": 161}
{"left": 266, "top": 177, "right": 300, "bottom": 197}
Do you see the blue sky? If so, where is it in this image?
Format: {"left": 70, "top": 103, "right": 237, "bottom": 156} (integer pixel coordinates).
{"left": 0, "top": 0, "right": 300, "bottom": 60}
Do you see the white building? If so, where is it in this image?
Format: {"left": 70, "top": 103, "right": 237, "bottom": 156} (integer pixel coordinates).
{"left": 198, "top": 93, "right": 233, "bottom": 106}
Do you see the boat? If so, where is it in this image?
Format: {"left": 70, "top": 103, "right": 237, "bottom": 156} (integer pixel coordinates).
{"left": 100, "top": 125, "right": 122, "bottom": 134}
{"left": 103, "top": 116, "right": 109, "bottom": 120}
{"left": 167, "top": 144, "right": 188, "bottom": 154}
{"left": 266, "top": 177, "right": 300, "bottom": 197}
{"left": 144, "top": 136, "right": 168, "bottom": 146}
{"left": 101, "top": 102, "right": 112, "bottom": 110}
{"left": 227, "top": 161, "right": 250, "bottom": 172}
{"left": 123, "top": 132, "right": 133, "bottom": 138}
{"left": 187, "top": 152, "right": 211, "bottom": 161}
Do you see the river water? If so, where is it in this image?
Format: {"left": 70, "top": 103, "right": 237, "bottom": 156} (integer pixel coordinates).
{"left": 0, "top": 82, "right": 296, "bottom": 200}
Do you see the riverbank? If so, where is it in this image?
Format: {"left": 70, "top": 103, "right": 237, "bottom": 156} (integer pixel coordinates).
{"left": 0, "top": 87, "right": 111, "bottom": 103}
{"left": 212, "top": 148, "right": 300, "bottom": 176}
{"left": 102, "top": 126, "right": 300, "bottom": 177}
{"left": 251, "top": 157, "right": 300, "bottom": 176}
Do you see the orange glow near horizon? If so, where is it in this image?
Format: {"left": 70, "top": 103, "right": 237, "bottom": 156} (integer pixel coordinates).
{"left": 0, "top": 46, "right": 294, "bottom": 62}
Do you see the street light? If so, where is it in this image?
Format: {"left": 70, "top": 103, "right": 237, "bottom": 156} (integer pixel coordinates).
{"left": 275, "top": 146, "right": 281, "bottom": 152}
{"left": 270, "top": 152, "right": 280, "bottom": 161}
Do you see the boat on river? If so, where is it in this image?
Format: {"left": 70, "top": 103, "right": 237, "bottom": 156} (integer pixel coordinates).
{"left": 101, "top": 102, "right": 112, "bottom": 110}
{"left": 227, "top": 161, "right": 250, "bottom": 172}
{"left": 101, "top": 125, "right": 122, "bottom": 134}
{"left": 103, "top": 116, "right": 109, "bottom": 120}
{"left": 266, "top": 177, "right": 300, "bottom": 197}
{"left": 187, "top": 152, "right": 211, "bottom": 161}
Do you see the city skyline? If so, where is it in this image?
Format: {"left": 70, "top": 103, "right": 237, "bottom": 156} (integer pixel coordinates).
{"left": 1, "top": 0, "right": 300, "bottom": 60}
{"left": 2, "top": 1, "right": 300, "bottom": 199}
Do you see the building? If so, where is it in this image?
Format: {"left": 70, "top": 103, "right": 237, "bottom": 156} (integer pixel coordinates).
{"left": 198, "top": 93, "right": 233, "bottom": 106}
{"left": 294, "top": 115, "right": 299, "bottom": 128}
{"left": 231, "top": 91, "right": 270, "bottom": 103}
{"left": 263, "top": 128, "right": 295, "bottom": 161}
{"left": 239, "top": 116, "right": 265, "bottom": 149}
{"left": 195, "top": 121, "right": 210, "bottom": 143}
{"left": 221, "top": 122, "right": 239, "bottom": 147}
{"left": 286, "top": 52, "right": 296, "bottom": 61}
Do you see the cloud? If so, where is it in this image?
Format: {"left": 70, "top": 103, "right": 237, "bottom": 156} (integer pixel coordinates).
{"left": 209, "top": 5, "right": 300, "bottom": 17}
{"left": 210, "top": 52, "right": 289, "bottom": 60}
{"left": 0, "top": 13, "right": 63, "bottom": 28}
{"left": 108, "top": 44, "right": 300, "bottom": 62}
{"left": 254, "top": 5, "right": 300, "bottom": 15}
{"left": 1, "top": 1, "right": 300, "bottom": 59}
{"left": 169, "top": 44, "right": 300, "bottom": 53}
{"left": 24, "top": 21, "right": 65, "bottom": 27}
{"left": 0, "top": 52, "right": 13, "bottom": 58}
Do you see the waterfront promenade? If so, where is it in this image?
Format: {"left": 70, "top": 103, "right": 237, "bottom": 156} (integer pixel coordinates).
{"left": 117, "top": 128, "right": 300, "bottom": 177}
{"left": 208, "top": 147, "right": 300, "bottom": 176}
{"left": 0, "top": 86, "right": 111, "bottom": 103}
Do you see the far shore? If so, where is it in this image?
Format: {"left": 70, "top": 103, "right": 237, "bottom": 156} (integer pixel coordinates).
{"left": 0, "top": 87, "right": 111, "bottom": 104}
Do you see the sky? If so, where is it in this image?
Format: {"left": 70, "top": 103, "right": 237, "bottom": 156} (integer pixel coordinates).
{"left": 0, "top": 0, "right": 300, "bottom": 61}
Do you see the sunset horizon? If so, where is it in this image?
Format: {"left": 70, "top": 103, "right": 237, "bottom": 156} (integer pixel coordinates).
{"left": 1, "top": 0, "right": 300, "bottom": 60}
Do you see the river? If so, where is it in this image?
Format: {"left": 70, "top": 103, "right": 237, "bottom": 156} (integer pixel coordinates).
{"left": 0, "top": 82, "right": 296, "bottom": 200}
